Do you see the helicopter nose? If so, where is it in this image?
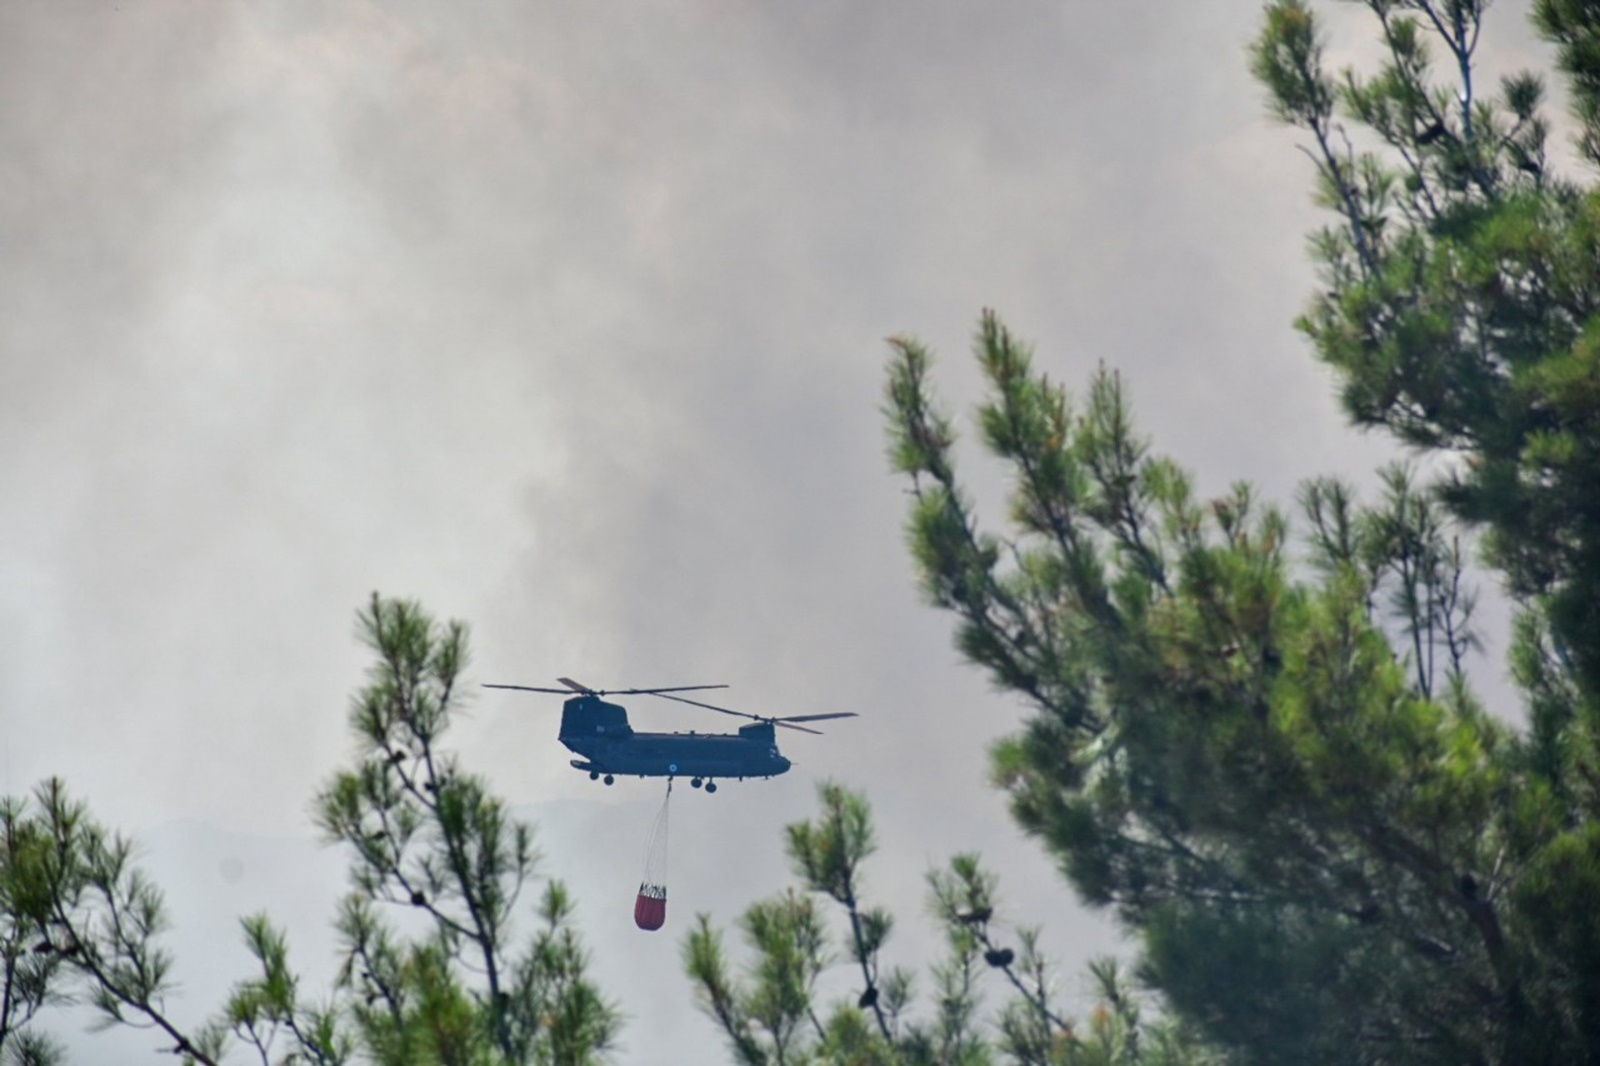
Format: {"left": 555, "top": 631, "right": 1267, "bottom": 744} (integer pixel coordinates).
{"left": 775, "top": 755, "right": 792, "bottom": 773}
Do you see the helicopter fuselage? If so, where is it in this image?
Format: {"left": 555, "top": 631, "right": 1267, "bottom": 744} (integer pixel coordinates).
{"left": 558, "top": 695, "right": 792, "bottom": 781}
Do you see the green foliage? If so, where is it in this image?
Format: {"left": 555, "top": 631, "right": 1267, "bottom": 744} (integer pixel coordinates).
{"left": 877, "top": 4, "right": 1600, "bottom": 1061}
{"left": 684, "top": 782, "right": 1216, "bottom": 1066}
{"left": 881, "top": 298, "right": 1600, "bottom": 1059}
{"left": 0, "top": 778, "right": 225, "bottom": 1064}
{"left": 0, "top": 595, "right": 619, "bottom": 1065}
{"left": 1534, "top": 0, "right": 1600, "bottom": 165}
{"left": 315, "top": 595, "right": 622, "bottom": 1065}
{"left": 1, "top": 801, "right": 65, "bottom": 1066}
{"left": 1253, "top": 0, "right": 1600, "bottom": 706}
{"left": 218, "top": 913, "right": 350, "bottom": 1065}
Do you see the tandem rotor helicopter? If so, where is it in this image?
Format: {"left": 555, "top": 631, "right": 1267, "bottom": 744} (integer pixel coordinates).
{"left": 483, "top": 677, "right": 857, "bottom": 792}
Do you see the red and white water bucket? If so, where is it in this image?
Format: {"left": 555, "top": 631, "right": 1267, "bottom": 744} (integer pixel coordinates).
{"left": 634, "top": 882, "right": 667, "bottom": 931}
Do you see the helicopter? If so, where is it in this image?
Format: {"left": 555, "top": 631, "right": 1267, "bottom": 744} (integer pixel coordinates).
{"left": 483, "top": 677, "right": 856, "bottom": 792}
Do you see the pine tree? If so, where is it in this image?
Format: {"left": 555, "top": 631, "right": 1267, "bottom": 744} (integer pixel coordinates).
{"left": 877, "top": 3, "right": 1600, "bottom": 1061}
{"left": 0, "top": 595, "right": 620, "bottom": 1065}
{"left": 1253, "top": 0, "right": 1600, "bottom": 717}
{"left": 684, "top": 781, "right": 1216, "bottom": 1066}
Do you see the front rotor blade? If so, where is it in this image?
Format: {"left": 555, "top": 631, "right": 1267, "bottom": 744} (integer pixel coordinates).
{"left": 484, "top": 683, "right": 579, "bottom": 694}
{"left": 773, "top": 713, "right": 858, "bottom": 724}
{"left": 547, "top": 681, "right": 729, "bottom": 697}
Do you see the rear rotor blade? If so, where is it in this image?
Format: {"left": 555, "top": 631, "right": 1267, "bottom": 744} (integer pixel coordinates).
{"left": 775, "top": 721, "right": 824, "bottom": 735}
{"left": 773, "top": 713, "right": 858, "bottom": 724}
{"left": 653, "top": 693, "right": 851, "bottom": 734}
{"left": 652, "top": 692, "right": 764, "bottom": 721}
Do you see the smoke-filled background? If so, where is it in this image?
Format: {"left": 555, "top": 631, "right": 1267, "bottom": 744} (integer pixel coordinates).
{"left": 1, "top": 1, "right": 1552, "bottom": 1062}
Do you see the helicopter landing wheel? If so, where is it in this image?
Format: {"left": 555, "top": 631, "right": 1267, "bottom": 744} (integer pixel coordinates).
{"left": 691, "top": 777, "right": 703, "bottom": 789}
{"left": 589, "top": 771, "right": 599, "bottom": 781}
{"left": 603, "top": 774, "right": 614, "bottom": 786}
{"left": 705, "top": 781, "right": 718, "bottom": 794}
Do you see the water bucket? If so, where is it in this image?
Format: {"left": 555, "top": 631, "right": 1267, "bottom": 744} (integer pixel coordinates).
{"left": 634, "top": 882, "right": 667, "bottom": 931}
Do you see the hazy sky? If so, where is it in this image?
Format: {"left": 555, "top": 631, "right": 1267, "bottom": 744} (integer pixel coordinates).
{"left": 1, "top": 1, "right": 1556, "bottom": 1062}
